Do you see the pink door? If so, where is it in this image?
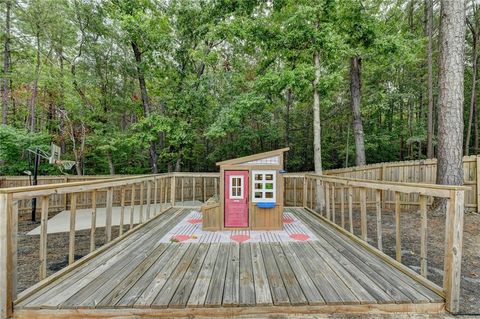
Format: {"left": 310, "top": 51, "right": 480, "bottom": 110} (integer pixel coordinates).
{"left": 224, "top": 171, "right": 249, "bottom": 227}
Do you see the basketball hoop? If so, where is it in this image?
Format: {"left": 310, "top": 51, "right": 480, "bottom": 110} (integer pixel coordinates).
{"left": 54, "top": 160, "right": 76, "bottom": 171}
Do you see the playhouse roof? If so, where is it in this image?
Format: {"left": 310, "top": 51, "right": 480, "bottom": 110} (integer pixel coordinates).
{"left": 216, "top": 147, "right": 290, "bottom": 166}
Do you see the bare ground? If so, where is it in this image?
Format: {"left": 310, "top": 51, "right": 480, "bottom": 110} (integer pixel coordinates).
{"left": 349, "top": 208, "right": 480, "bottom": 315}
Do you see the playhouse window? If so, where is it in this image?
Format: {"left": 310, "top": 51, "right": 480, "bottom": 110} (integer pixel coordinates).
{"left": 251, "top": 170, "right": 276, "bottom": 202}
{"left": 229, "top": 176, "right": 244, "bottom": 199}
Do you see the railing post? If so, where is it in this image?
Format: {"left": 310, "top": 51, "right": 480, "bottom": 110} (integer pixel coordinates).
{"left": 0, "top": 193, "right": 14, "bottom": 319}
{"left": 476, "top": 155, "right": 480, "bottom": 214}
{"left": 444, "top": 190, "right": 465, "bottom": 313}
{"left": 375, "top": 189, "right": 383, "bottom": 251}
{"left": 395, "top": 191, "right": 401, "bottom": 262}
{"left": 419, "top": 194, "right": 428, "bottom": 277}
{"left": 359, "top": 188, "right": 367, "bottom": 241}
{"left": 105, "top": 188, "right": 113, "bottom": 242}
{"left": 348, "top": 186, "right": 353, "bottom": 233}
{"left": 69, "top": 193, "right": 77, "bottom": 265}
{"left": 39, "top": 196, "right": 49, "bottom": 280}
{"left": 170, "top": 176, "right": 176, "bottom": 206}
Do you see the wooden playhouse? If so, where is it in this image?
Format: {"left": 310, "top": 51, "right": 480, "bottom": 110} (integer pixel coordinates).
{"left": 201, "top": 148, "right": 289, "bottom": 231}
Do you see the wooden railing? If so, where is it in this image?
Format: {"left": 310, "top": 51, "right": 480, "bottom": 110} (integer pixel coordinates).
{"left": 303, "top": 173, "right": 468, "bottom": 313}
{"left": 0, "top": 172, "right": 220, "bottom": 319}
{"left": 323, "top": 155, "right": 479, "bottom": 212}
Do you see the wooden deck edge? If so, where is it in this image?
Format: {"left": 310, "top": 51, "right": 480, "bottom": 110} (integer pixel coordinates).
{"left": 14, "top": 205, "right": 174, "bottom": 305}
{"left": 13, "top": 302, "right": 445, "bottom": 318}
{"left": 302, "top": 206, "right": 446, "bottom": 299}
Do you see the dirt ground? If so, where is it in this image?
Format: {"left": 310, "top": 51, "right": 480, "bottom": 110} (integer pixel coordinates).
{"left": 350, "top": 208, "right": 480, "bottom": 315}
{"left": 16, "top": 210, "right": 123, "bottom": 293}
{"left": 14, "top": 207, "right": 480, "bottom": 316}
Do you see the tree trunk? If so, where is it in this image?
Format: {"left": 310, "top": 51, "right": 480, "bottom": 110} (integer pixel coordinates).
{"left": 475, "top": 97, "right": 479, "bottom": 153}
{"left": 29, "top": 32, "right": 41, "bottom": 132}
{"left": 284, "top": 87, "right": 292, "bottom": 167}
{"left": 175, "top": 156, "right": 181, "bottom": 172}
{"left": 313, "top": 50, "right": 325, "bottom": 212}
{"left": 131, "top": 40, "right": 158, "bottom": 173}
{"left": 466, "top": 19, "right": 478, "bottom": 155}
{"left": 350, "top": 56, "right": 366, "bottom": 166}
{"left": 131, "top": 41, "right": 150, "bottom": 116}
{"left": 426, "top": 0, "right": 435, "bottom": 158}
{"left": 2, "top": 0, "right": 10, "bottom": 125}
{"left": 107, "top": 152, "right": 115, "bottom": 175}
{"left": 436, "top": 0, "right": 466, "bottom": 188}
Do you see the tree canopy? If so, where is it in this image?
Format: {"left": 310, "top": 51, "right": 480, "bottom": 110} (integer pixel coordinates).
{"left": 0, "top": 0, "right": 476, "bottom": 176}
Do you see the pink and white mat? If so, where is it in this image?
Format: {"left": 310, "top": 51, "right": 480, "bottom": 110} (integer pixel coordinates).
{"left": 159, "top": 211, "right": 318, "bottom": 244}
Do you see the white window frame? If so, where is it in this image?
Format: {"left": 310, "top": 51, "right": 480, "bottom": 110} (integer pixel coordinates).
{"left": 229, "top": 175, "right": 244, "bottom": 199}
{"left": 251, "top": 170, "right": 276, "bottom": 203}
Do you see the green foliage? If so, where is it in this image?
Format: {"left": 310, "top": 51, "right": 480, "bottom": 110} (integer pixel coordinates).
{"left": 0, "top": 0, "right": 464, "bottom": 175}
{"left": 0, "top": 126, "right": 53, "bottom": 175}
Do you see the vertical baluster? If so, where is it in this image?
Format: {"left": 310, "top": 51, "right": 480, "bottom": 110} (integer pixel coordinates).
{"left": 203, "top": 177, "right": 207, "bottom": 203}
{"left": 181, "top": 178, "right": 184, "bottom": 203}
{"left": 69, "top": 193, "right": 77, "bottom": 265}
{"left": 119, "top": 187, "right": 125, "bottom": 236}
{"left": 12, "top": 199, "right": 18, "bottom": 300}
{"left": 309, "top": 179, "right": 313, "bottom": 209}
{"left": 375, "top": 189, "right": 382, "bottom": 251}
{"left": 348, "top": 186, "right": 353, "bottom": 233}
{"left": 165, "top": 178, "right": 169, "bottom": 206}
{"left": 106, "top": 187, "right": 113, "bottom": 242}
{"left": 153, "top": 178, "right": 158, "bottom": 215}
{"left": 340, "top": 187, "right": 345, "bottom": 228}
{"left": 192, "top": 177, "right": 196, "bottom": 204}
{"left": 419, "top": 194, "right": 428, "bottom": 277}
{"left": 303, "top": 177, "right": 307, "bottom": 208}
{"left": 171, "top": 176, "right": 176, "bottom": 206}
{"left": 331, "top": 184, "right": 336, "bottom": 223}
{"left": 293, "top": 178, "right": 297, "bottom": 206}
{"left": 39, "top": 196, "right": 49, "bottom": 280}
{"left": 360, "top": 187, "right": 367, "bottom": 241}
{"left": 130, "top": 184, "right": 135, "bottom": 230}
{"left": 159, "top": 178, "right": 164, "bottom": 212}
{"left": 90, "top": 190, "right": 97, "bottom": 252}
{"left": 395, "top": 191, "right": 401, "bottom": 262}
{"left": 146, "top": 180, "right": 152, "bottom": 220}
{"left": 325, "top": 182, "right": 330, "bottom": 219}
{"left": 139, "top": 182, "right": 144, "bottom": 223}
{"left": 214, "top": 178, "right": 218, "bottom": 197}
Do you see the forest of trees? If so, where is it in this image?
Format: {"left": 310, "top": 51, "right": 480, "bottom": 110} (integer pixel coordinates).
{"left": 0, "top": 0, "right": 476, "bottom": 176}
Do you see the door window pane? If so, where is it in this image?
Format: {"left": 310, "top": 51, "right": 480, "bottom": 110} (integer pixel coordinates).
{"left": 229, "top": 175, "right": 244, "bottom": 199}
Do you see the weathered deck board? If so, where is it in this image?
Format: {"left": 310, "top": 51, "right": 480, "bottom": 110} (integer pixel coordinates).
{"left": 18, "top": 208, "right": 187, "bottom": 309}
{"left": 187, "top": 244, "right": 220, "bottom": 308}
{"left": 292, "top": 208, "right": 443, "bottom": 303}
{"left": 15, "top": 207, "right": 443, "bottom": 315}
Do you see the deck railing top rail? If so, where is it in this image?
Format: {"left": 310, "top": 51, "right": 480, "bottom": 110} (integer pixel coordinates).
{"left": 307, "top": 173, "right": 471, "bottom": 195}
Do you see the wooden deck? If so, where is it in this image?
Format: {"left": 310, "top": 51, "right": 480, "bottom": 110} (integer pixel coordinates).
{"left": 13, "top": 207, "right": 444, "bottom": 318}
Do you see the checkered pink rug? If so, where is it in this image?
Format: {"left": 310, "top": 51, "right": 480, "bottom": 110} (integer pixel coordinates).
{"left": 159, "top": 211, "right": 318, "bottom": 244}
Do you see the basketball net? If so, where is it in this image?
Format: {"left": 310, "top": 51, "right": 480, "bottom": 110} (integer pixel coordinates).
{"left": 53, "top": 159, "right": 76, "bottom": 171}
